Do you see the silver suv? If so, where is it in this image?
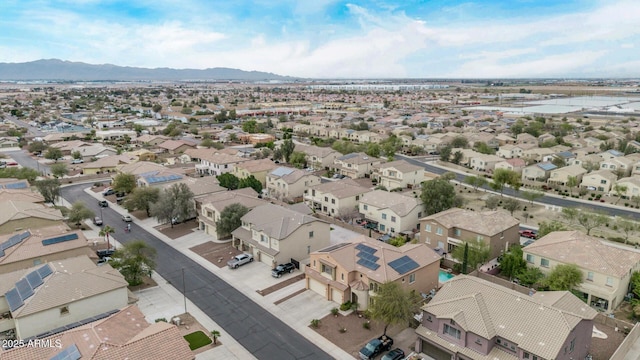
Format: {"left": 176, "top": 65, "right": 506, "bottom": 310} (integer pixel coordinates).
{"left": 227, "top": 253, "right": 253, "bottom": 269}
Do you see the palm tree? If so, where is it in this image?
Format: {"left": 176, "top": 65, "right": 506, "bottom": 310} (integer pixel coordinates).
{"left": 210, "top": 330, "right": 221, "bottom": 345}
{"left": 99, "top": 225, "right": 115, "bottom": 249}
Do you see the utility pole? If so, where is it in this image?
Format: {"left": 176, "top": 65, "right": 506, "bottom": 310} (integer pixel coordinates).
{"left": 182, "top": 268, "right": 187, "bottom": 314}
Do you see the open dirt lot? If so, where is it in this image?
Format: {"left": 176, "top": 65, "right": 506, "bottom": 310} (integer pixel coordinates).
{"left": 155, "top": 221, "right": 197, "bottom": 239}
{"left": 189, "top": 241, "right": 242, "bottom": 268}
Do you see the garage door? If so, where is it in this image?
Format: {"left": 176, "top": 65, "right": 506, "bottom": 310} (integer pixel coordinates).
{"left": 331, "top": 287, "right": 343, "bottom": 303}
{"left": 259, "top": 252, "right": 273, "bottom": 266}
{"left": 308, "top": 278, "right": 327, "bottom": 299}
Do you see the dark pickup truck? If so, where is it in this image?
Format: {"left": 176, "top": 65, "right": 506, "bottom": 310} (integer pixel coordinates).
{"left": 359, "top": 335, "right": 394, "bottom": 360}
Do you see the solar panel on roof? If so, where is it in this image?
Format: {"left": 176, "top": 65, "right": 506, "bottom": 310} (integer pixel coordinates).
{"left": 26, "top": 270, "right": 43, "bottom": 288}
{"left": 355, "top": 243, "right": 377, "bottom": 254}
{"left": 49, "top": 344, "right": 81, "bottom": 360}
{"left": 42, "top": 233, "right": 79, "bottom": 246}
{"left": 388, "top": 255, "right": 420, "bottom": 275}
{"left": 357, "top": 258, "right": 380, "bottom": 270}
{"left": 5, "top": 288, "right": 23, "bottom": 312}
{"left": 37, "top": 264, "right": 53, "bottom": 278}
{"left": 271, "top": 167, "right": 295, "bottom": 177}
{"left": 4, "top": 182, "right": 28, "bottom": 189}
{"left": 15, "top": 278, "right": 33, "bottom": 300}
{"left": 357, "top": 251, "right": 379, "bottom": 263}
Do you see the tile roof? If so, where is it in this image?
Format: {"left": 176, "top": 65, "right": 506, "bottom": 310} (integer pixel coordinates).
{"left": 269, "top": 167, "right": 317, "bottom": 184}
{"left": 200, "top": 188, "right": 266, "bottom": 211}
{"left": 234, "top": 159, "right": 279, "bottom": 173}
{"left": 307, "top": 178, "right": 373, "bottom": 199}
{"left": 424, "top": 275, "right": 596, "bottom": 360}
{"left": 359, "top": 190, "right": 421, "bottom": 217}
{"left": 0, "top": 305, "right": 192, "bottom": 360}
{"left": 0, "top": 200, "right": 65, "bottom": 226}
{"left": 239, "top": 203, "right": 321, "bottom": 239}
{"left": 374, "top": 159, "right": 423, "bottom": 173}
{"left": 421, "top": 208, "right": 519, "bottom": 236}
{"left": 116, "top": 161, "right": 168, "bottom": 175}
{"left": 0, "top": 189, "right": 45, "bottom": 203}
{"left": 524, "top": 230, "right": 640, "bottom": 278}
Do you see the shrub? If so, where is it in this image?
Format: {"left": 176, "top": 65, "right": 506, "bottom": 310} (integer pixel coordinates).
{"left": 338, "top": 327, "right": 347, "bottom": 333}
{"left": 331, "top": 307, "right": 339, "bottom": 316}
{"left": 608, "top": 237, "right": 626, "bottom": 243}
{"left": 363, "top": 321, "right": 371, "bottom": 330}
{"left": 340, "top": 301, "right": 352, "bottom": 311}
{"left": 310, "top": 319, "right": 320, "bottom": 328}
{"left": 155, "top": 318, "right": 167, "bottom": 323}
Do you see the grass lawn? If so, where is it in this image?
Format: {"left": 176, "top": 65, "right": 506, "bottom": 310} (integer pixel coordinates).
{"left": 183, "top": 331, "right": 212, "bottom": 351}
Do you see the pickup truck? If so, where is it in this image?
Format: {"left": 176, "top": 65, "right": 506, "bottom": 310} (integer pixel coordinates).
{"left": 359, "top": 335, "right": 394, "bottom": 360}
{"left": 227, "top": 253, "right": 254, "bottom": 269}
{"left": 519, "top": 229, "right": 538, "bottom": 239}
{"left": 271, "top": 262, "right": 296, "bottom": 278}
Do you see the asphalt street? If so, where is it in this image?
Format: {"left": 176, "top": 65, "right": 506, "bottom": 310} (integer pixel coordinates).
{"left": 61, "top": 184, "right": 332, "bottom": 360}
{"left": 5, "top": 149, "right": 50, "bottom": 174}
{"left": 396, "top": 154, "right": 640, "bottom": 220}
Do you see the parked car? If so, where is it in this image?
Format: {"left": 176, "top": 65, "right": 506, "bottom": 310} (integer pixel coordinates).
{"left": 227, "top": 253, "right": 254, "bottom": 269}
{"left": 103, "top": 188, "right": 115, "bottom": 196}
{"left": 519, "top": 229, "right": 537, "bottom": 239}
{"left": 271, "top": 263, "right": 296, "bottom": 278}
{"left": 359, "top": 335, "right": 394, "bottom": 360}
{"left": 381, "top": 348, "right": 405, "bottom": 360}
{"left": 97, "top": 256, "right": 112, "bottom": 265}
{"left": 96, "top": 249, "right": 115, "bottom": 259}
{"left": 122, "top": 215, "right": 132, "bottom": 222}
{"left": 71, "top": 158, "right": 84, "bottom": 164}
{"left": 116, "top": 192, "right": 126, "bottom": 203}
{"left": 98, "top": 200, "right": 109, "bottom": 207}
{"left": 93, "top": 217, "right": 103, "bottom": 225}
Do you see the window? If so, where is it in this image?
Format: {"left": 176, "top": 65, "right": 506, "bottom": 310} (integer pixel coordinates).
{"left": 341, "top": 273, "right": 344, "bottom": 280}
{"left": 331, "top": 199, "right": 335, "bottom": 204}
{"left": 426, "top": 315, "right": 432, "bottom": 322}
{"left": 60, "top": 306, "right": 69, "bottom": 315}
{"left": 425, "top": 224, "right": 431, "bottom": 232}
{"left": 475, "top": 338, "right": 482, "bottom": 345}
{"left": 443, "top": 324, "right": 461, "bottom": 339}
{"left": 382, "top": 213, "right": 387, "bottom": 220}
{"left": 409, "top": 273, "right": 416, "bottom": 284}
{"left": 454, "top": 229, "right": 461, "bottom": 236}
{"left": 601, "top": 179, "right": 607, "bottom": 184}
{"left": 379, "top": 224, "right": 385, "bottom": 231}
{"left": 425, "top": 236, "right": 431, "bottom": 244}
{"left": 526, "top": 254, "right": 534, "bottom": 263}
{"left": 476, "top": 235, "right": 484, "bottom": 242}
{"left": 606, "top": 277, "right": 613, "bottom": 286}
{"left": 307, "top": 245, "right": 311, "bottom": 254}
{"left": 587, "top": 272, "right": 594, "bottom": 281}
{"left": 541, "top": 258, "right": 549, "bottom": 267}
{"left": 324, "top": 196, "right": 328, "bottom": 202}
{"left": 436, "top": 227, "right": 443, "bottom": 235}
{"left": 321, "top": 264, "right": 333, "bottom": 275}
{"left": 369, "top": 281, "right": 380, "bottom": 293}
{"left": 309, "top": 231, "right": 314, "bottom": 238}
{"left": 356, "top": 195, "right": 360, "bottom": 201}
{"left": 363, "top": 204, "right": 368, "bottom": 210}
{"left": 260, "top": 234, "right": 267, "bottom": 243}
{"left": 312, "top": 189, "right": 316, "bottom": 196}
{"left": 33, "top": 258, "right": 42, "bottom": 266}
{"left": 391, "top": 216, "right": 396, "bottom": 222}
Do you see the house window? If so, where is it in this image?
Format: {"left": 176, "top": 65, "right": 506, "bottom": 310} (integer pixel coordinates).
{"left": 356, "top": 195, "right": 360, "bottom": 201}
{"left": 341, "top": 273, "right": 344, "bottom": 280}
{"left": 307, "top": 245, "right": 311, "bottom": 254}
{"left": 475, "top": 338, "right": 482, "bottom": 345}
{"left": 331, "top": 199, "right": 335, "bottom": 204}
{"left": 443, "top": 324, "right": 461, "bottom": 339}
{"left": 526, "top": 254, "right": 534, "bottom": 263}
{"left": 409, "top": 273, "right": 415, "bottom": 284}
{"left": 425, "top": 236, "right": 431, "bottom": 244}
{"left": 587, "top": 272, "right": 594, "bottom": 281}
{"left": 260, "top": 234, "right": 267, "bottom": 243}
{"left": 541, "top": 258, "right": 549, "bottom": 268}
{"left": 363, "top": 204, "right": 368, "bottom": 210}
{"left": 369, "top": 281, "right": 380, "bottom": 293}
{"left": 601, "top": 179, "right": 607, "bottom": 184}
{"left": 476, "top": 235, "right": 484, "bottom": 242}
{"left": 425, "top": 224, "right": 431, "bottom": 232}
{"left": 33, "top": 258, "right": 42, "bottom": 266}
{"left": 312, "top": 190, "right": 316, "bottom": 196}
{"left": 324, "top": 196, "right": 328, "bottom": 202}
{"left": 391, "top": 216, "right": 396, "bottom": 223}
{"left": 309, "top": 231, "right": 314, "bottom": 238}
{"left": 606, "top": 277, "right": 613, "bottom": 286}
{"left": 321, "top": 264, "right": 333, "bottom": 275}
{"left": 454, "top": 229, "right": 461, "bottom": 236}
{"left": 60, "top": 306, "right": 69, "bottom": 315}
{"left": 436, "top": 227, "right": 443, "bottom": 235}
{"left": 382, "top": 213, "right": 387, "bottom": 220}
{"left": 426, "top": 315, "right": 432, "bottom": 322}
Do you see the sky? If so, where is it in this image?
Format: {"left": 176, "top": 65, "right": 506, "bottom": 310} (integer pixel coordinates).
{"left": 1, "top": 0, "right": 639, "bottom": 78}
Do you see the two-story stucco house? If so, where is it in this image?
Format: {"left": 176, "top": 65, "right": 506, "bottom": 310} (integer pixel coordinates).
{"left": 266, "top": 167, "right": 321, "bottom": 202}
{"left": 415, "top": 275, "right": 597, "bottom": 360}
{"left": 306, "top": 237, "right": 441, "bottom": 310}
{"left": 295, "top": 144, "right": 340, "bottom": 170}
{"left": 333, "top": 152, "right": 383, "bottom": 179}
{"left": 304, "top": 179, "right": 372, "bottom": 219}
{"left": 419, "top": 208, "right": 519, "bottom": 260}
{"left": 579, "top": 169, "right": 617, "bottom": 192}
{"left": 185, "top": 149, "right": 251, "bottom": 176}
{"left": 523, "top": 230, "right": 640, "bottom": 313}
{"left": 359, "top": 190, "right": 423, "bottom": 235}
{"left": 231, "top": 158, "right": 279, "bottom": 187}
{"left": 547, "top": 164, "right": 587, "bottom": 186}
{"left": 231, "top": 203, "right": 330, "bottom": 267}
{"left": 521, "top": 162, "right": 557, "bottom": 182}
{"left": 469, "top": 153, "right": 503, "bottom": 172}
{"left": 197, "top": 188, "right": 267, "bottom": 238}
{"left": 372, "top": 160, "right": 425, "bottom": 190}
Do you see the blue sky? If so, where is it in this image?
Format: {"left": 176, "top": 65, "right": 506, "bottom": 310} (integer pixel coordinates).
{"left": 1, "top": 0, "right": 638, "bottom": 78}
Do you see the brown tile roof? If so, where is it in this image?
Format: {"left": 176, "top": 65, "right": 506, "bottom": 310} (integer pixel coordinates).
{"left": 237, "top": 203, "right": 322, "bottom": 239}
{"left": 0, "top": 200, "right": 65, "bottom": 225}
{"left": 359, "top": 190, "right": 421, "bottom": 217}
{"left": 234, "top": 158, "right": 279, "bottom": 173}
{"left": 158, "top": 139, "right": 196, "bottom": 151}
{"left": 0, "top": 189, "right": 45, "bottom": 203}
{"left": 171, "top": 176, "right": 226, "bottom": 197}
{"left": 374, "top": 159, "right": 423, "bottom": 173}
{"left": 200, "top": 187, "right": 266, "bottom": 211}
{"left": 424, "top": 275, "right": 597, "bottom": 360}
{"left": 420, "top": 208, "right": 519, "bottom": 236}
{"left": 0, "top": 305, "right": 193, "bottom": 360}
{"left": 116, "top": 161, "right": 168, "bottom": 175}
{"left": 184, "top": 148, "right": 249, "bottom": 165}
{"left": 524, "top": 230, "right": 640, "bottom": 277}
{"left": 82, "top": 154, "right": 137, "bottom": 169}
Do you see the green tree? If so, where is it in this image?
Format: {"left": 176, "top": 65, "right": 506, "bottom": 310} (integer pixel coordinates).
{"left": 68, "top": 201, "right": 94, "bottom": 227}
{"left": 281, "top": 138, "right": 295, "bottom": 163}
{"left": 420, "top": 178, "right": 463, "bottom": 215}
{"left": 439, "top": 145, "right": 452, "bottom": 162}
{"left": 500, "top": 245, "right": 526, "bottom": 280}
{"left": 112, "top": 173, "right": 137, "bottom": 194}
{"left": 242, "top": 120, "right": 258, "bottom": 133}
{"left": 451, "top": 151, "right": 463, "bottom": 165}
{"left": 99, "top": 225, "right": 115, "bottom": 248}
{"left": 45, "top": 148, "right": 63, "bottom": 161}
{"left": 543, "top": 264, "right": 582, "bottom": 291}
{"left": 238, "top": 175, "right": 263, "bottom": 194}
{"left": 451, "top": 240, "right": 490, "bottom": 271}
{"left": 617, "top": 217, "right": 638, "bottom": 244}
{"left": 450, "top": 136, "right": 468, "bottom": 148}
{"left": 474, "top": 141, "right": 495, "bottom": 155}
{"left": 211, "top": 330, "right": 221, "bottom": 345}
{"left": 521, "top": 190, "right": 544, "bottom": 205}
{"left": 289, "top": 151, "right": 307, "bottom": 169}
{"left": 216, "top": 203, "right": 249, "bottom": 238}
{"left": 150, "top": 183, "right": 196, "bottom": 228}
{"left": 461, "top": 243, "right": 469, "bottom": 274}
{"left": 50, "top": 163, "right": 68, "bottom": 178}
{"left": 517, "top": 267, "right": 545, "bottom": 287}
{"left": 111, "top": 240, "right": 156, "bottom": 286}
{"left": 28, "top": 141, "right": 47, "bottom": 154}
{"left": 217, "top": 173, "right": 240, "bottom": 190}
{"left": 485, "top": 195, "right": 500, "bottom": 210}
{"left": 503, "top": 197, "right": 522, "bottom": 216}
{"left": 491, "top": 169, "right": 521, "bottom": 195}
{"left": 0, "top": 167, "right": 39, "bottom": 182}
{"left": 368, "top": 281, "right": 422, "bottom": 335}
{"left": 200, "top": 138, "right": 215, "bottom": 148}
{"left": 124, "top": 187, "right": 160, "bottom": 216}
{"left": 566, "top": 176, "right": 578, "bottom": 196}
{"left": 71, "top": 150, "right": 82, "bottom": 160}
{"left": 464, "top": 175, "right": 487, "bottom": 192}
{"left": 152, "top": 104, "right": 162, "bottom": 113}
{"left": 613, "top": 184, "right": 628, "bottom": 205}
{"left": 440, "top": 172, "right": 456, "bottom": 181}
{"left": 575, "top": 210, "right": 608, "bottom": 235}
{"left": 34, "top": 178, "right": 60, "bottom": 204}
{"left": 537, "top": 220, "right": 567, "bottom": 238}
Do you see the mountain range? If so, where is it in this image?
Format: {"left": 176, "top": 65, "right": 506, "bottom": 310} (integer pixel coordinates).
{"left": 0, "top": 59, "right": 295, "bottom": 81}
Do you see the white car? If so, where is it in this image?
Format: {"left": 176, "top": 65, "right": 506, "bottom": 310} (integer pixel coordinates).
{"left": 122, "top": 215, "right": 132, "bottom": 222}
{"left": 71, "top": 159, "right": 84, "bottom": 164}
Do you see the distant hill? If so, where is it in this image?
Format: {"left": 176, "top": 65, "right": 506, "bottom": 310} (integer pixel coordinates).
{"left": 0, "top": 59, "right": 295, "bottom": 81}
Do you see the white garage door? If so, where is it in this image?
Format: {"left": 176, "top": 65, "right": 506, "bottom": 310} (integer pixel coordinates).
{"left": 331, "top": 287, "right": 343, "bottom": 304}
{"left": 308, "top": 278, "right": 327, "bottom": 298}
{"left": 259, "top": 252, "right": 273, "bottom": 266}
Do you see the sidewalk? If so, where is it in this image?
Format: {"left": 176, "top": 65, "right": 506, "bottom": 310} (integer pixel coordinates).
{"left": 83, "top": 187, "right": 353, "bottom": 360}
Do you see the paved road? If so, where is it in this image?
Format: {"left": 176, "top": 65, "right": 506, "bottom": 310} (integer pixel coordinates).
{"left": 6, "top": 149, "right": 50, "bottom": 174}
{"left": 4, "top": 115, "right": 47, "bottom": 137}
{"left": 61, "top": 184, "right": 332, "bottom": 360}
{"left": 396, "top": 154, "right": 640, "bottom": 220}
